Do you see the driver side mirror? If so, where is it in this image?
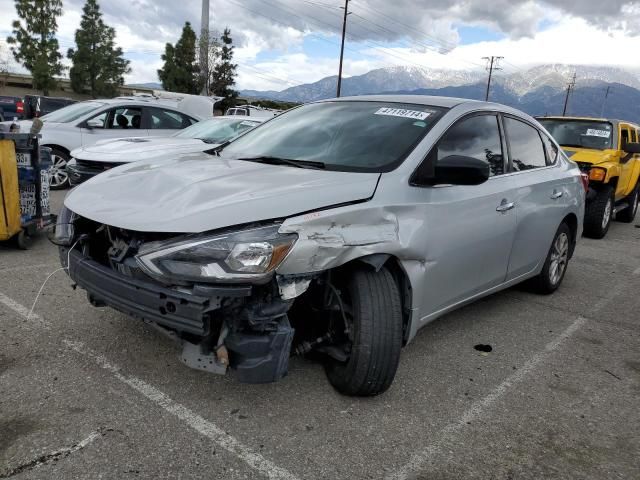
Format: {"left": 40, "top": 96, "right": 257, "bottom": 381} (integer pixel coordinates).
{"left": 85, "top": 118, "right": 103, "bottom": 129}
{"left": 433, "top": 155, "right": 491, "bottom": 186}
{"left": 624, "top": 142, "right": 640, "bottom": 154}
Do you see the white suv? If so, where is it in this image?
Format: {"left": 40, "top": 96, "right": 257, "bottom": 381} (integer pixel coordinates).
{"left": 9, "top": 96, "right": 212, "bottom": 189}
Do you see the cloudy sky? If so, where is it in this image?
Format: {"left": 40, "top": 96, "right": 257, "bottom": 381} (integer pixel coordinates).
{"left": 1, "top": 0, "right": 640, "bottom": 91}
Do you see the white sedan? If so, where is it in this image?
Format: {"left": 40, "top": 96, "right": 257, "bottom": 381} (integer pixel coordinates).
{"left": 66, "top": 116, "right": 263, "bottom": 186}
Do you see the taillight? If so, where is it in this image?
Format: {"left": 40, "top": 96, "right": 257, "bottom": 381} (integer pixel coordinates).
{"left": 16, "top": 101, "right": 24, "bottom": 113}
{"left": 580, "top": 173, "right": 589, "bottom": 192}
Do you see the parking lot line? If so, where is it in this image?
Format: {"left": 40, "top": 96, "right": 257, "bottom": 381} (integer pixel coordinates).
{"left": 386, "top": 315, "right": 587, "bottom": 480}
{"left": 0, "top": 291, "right": 300, "bottom": 480}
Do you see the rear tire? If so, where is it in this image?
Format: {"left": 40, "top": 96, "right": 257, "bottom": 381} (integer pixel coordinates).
{"left": 583, "top": 185, "right": 614, "bottom": 239}
{"left": 325, "top": 266, "right": 403, "bottom": 396}
{"left": 15, "top": 230, "right": 32, "bottom": 250}
{"left": 530, "top": 223, "right": 571, "bottom": 295}
{"left": 616, "top": 182, "right": 638, "bottom": 223}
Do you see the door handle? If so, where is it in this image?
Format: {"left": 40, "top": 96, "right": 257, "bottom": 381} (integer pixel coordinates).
{"left": 496, "top": 200, "right": 515, "bottom": 212}
{"left": 551, "top": 190, "right": 563, "bottom": 200}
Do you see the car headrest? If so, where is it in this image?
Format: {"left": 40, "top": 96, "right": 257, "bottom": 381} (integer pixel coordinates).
{"left": 116, "top": 114, "right": 129, "bottom": 128}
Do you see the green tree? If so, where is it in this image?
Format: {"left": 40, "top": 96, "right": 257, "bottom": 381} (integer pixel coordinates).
{"left": 158, "top": 22, "right": 200, "bottom": 94}
{"left": 7, "top": 0, "right": 64, "bottom": 95}
{"left": 209, "top": 28, "right": 238, "bottom": 110}
{"left": 67, "top": 0, "right": 130, "bottom": 98}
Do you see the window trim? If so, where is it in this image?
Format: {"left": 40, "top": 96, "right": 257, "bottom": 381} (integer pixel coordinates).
{"left": 409, "top": 110, "right": 507, "bottom": 187}
{"left": 502, "top": 114, "right": 558, "bottom": 175}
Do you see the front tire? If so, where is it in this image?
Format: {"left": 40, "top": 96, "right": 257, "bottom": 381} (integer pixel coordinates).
{"left": 325, "top": 266, "right": 403, "bottom": 396}
{"left": 49, "top": 148, "right": 70, "bottom": 190}
{"left": 583, "top": 185, "right": 614, "bottom": 239}
{"left": 616, "top": 182, "right": 638, "bottom": 223}
{"left": 530, "top": 223, "right": 571, "bottom": 294}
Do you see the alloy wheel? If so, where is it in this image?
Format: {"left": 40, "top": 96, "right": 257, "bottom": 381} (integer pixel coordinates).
{"left": 549, "top": 232, "right": 569, "bottom": 285}
{"left": 50, "top": 154, "right": 69, "bottom": 188}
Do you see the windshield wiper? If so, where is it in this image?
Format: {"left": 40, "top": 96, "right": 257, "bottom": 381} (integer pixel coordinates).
{"left": 237, "top": 156, "right": 326, "bottom": 170}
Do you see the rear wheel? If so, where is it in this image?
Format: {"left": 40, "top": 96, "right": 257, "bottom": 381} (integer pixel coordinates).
{"left": 584, "top": 185, "right": 614, "bottom": 239}
{"left": 616, "top": 182, "right": 638, "bottom": 223}
{"left": 530, "top": 223, "right": 571, "bottom": 294}
{"left": 49, "top": 148, "right": 70, "bottom": 190}
{"left": 325, "top": 266, "right": 403, "bottom": 396}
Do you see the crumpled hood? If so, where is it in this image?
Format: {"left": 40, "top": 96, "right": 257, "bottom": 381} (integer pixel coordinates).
{"left": 64, "top": 154, "right": 380, "bottom": 233}
{"left": 71, "top": 137, "right": 210, "bottom": 164}
{"left": 562, "top": 147, "right": 614, "bottom": 165}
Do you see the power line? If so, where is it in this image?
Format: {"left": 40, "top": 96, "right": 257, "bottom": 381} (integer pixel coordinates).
{"left": 482, "top": 56, "right": 503, "bottom": 101}
{"left": 350, "top": 0, "right": 458, "bottom": 52}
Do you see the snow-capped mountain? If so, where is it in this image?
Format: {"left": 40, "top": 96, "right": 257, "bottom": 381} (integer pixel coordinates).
{"left": 241, "top": 66, "right": 485, "bottom": 103}
{"left": 497, "top": 64, "right": 640, "bottom": 96}
{"left": 241, "top": 64, "right": 640, "bottom": 103}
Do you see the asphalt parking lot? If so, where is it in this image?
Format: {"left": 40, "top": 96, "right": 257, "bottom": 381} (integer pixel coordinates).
{"left": 1, "top": 190, "right": 639, "bottom": 480}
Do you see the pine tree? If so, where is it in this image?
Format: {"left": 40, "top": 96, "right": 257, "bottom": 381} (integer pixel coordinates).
{"left": 209, "top": 28, "right": 238, "bottom": 110}
{"left": 67, "top": 0, "right": 131, "bottom": 98}
{"left": 158, "top": 22, "right": 200, "bottom": 94}
{"left": 6, "top": 0, "right": 64, "bottom": 95}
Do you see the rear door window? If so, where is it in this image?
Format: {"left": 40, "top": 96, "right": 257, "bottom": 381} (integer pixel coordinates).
{"left": 145, "top": 107, "right": 195, "bottom": 129}
{"left": 505, "top": 117, "right": 547, "bottom": 171}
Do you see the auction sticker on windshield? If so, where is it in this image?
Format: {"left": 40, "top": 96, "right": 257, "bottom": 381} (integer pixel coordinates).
{"left": 375, "top": 107, "right": 431, "bottom": 120}
{"left": 585, "top": 128, "right": 611, "bottom": 138}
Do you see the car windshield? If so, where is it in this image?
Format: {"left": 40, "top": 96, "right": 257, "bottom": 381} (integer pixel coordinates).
{"left": 174, "top": 118, "right": 261, "bottom": 143}
{"left": 220, "top": 101, "right": 445, "bottom": 172}
{"left": 538, "top": 119, "right": 614, "bottom": 151}
{"left": 40, "top": 101, "right": 106, "bottom": 123}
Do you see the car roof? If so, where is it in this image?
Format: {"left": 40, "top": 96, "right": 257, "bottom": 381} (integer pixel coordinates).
{"left": 318, "top": 95, "right": 483, "bottom": 109}
{"left": 537, "top": 116, "right": 640, "bottom": 129}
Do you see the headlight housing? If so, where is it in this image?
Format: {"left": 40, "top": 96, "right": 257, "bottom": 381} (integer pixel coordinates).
{"left": 50, "top": 204, "right": 77, "bottom": 246}
{"left": 588, "top": 167, "right": 606, "bottom": 182}
{"left": 135, "top": 225, "right": 297, "bottom": 284}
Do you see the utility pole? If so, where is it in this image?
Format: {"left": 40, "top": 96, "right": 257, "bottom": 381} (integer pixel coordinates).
{"left": 200, "top": 0, "right": 210, "bottom": 95}
{"left": 482, "top": 56, "right": 503, "bottom": 101}
{"left": 600, "top": 86, "right": 612, "bottom": 118}
{"left": 562, "top": 72, "right": 576, "bottom": 116}
{"left": 336, "top": 0, "right": 350, "bottom": 98}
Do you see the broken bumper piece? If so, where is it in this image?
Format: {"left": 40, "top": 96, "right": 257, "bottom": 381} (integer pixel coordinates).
{"left": 65, "top": 249, "right": 294, "bottom": 383}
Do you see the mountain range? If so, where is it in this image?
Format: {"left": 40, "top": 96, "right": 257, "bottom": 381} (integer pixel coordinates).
{"left": 240, "top": 64, "right": 640, "bottom": 122}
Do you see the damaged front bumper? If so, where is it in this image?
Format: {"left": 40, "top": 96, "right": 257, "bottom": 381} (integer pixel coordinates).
{"left": 62, "top": 247, "right": 295, "bottom": 384}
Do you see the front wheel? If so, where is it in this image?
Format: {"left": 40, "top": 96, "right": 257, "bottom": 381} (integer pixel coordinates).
{"left": 616, "top": 183, "right": 638, "bottom": 223}
{"left": 325, "top": 266, "right": 403, "bottom": 396}
{"left": 49, "top": 148, "right": 70, "bottom": 190}
{"left": 530, "top": 223, "right": 572, "bottom": 294}
{"left": 583, "top": 185, "right": 614, "bottom": 239}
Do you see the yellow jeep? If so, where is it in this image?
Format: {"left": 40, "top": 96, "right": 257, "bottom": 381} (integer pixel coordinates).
{"left": 537, "top": 116, "right": 640, "bottom": 238}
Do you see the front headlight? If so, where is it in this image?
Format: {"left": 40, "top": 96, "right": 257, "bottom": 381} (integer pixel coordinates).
{"left": 135, "top": 225, "right": 297, "bottom": 283}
